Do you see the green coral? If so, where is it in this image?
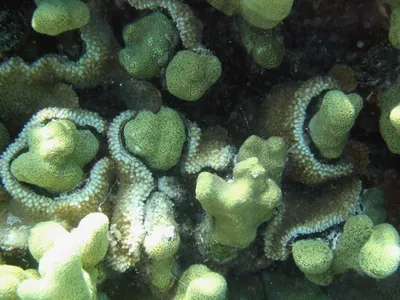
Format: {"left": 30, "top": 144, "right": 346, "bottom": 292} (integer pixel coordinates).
{"left": 10, "top": 119, "right": 99, "bottom": 194}
{"left": 123, "top": 107, "right": 185, "bottom": 170}
{"left": 166, "top": 50, "right": 222, "bottom": 101}
{"left": 308, "top": 90, "right": 363, "bottom": 159}
{"left": 293, "top": 215, "right": 400, "bottom": 286}
{"left": 237, "top": 135, "right": 287, "bottom": 184}
{"left": 174, "top": 265, "right": 227, "bottom": 300}
{"left": 292, "top": 240, "right": 333, "bottom": 275}
{"left": 17, "top": 213, "right": 109, "bottom": 300}
{"left": 143, "top": 192, "right": 180, "bottom": 291}
{"left": 237, "top": 19, "right": 285, "bottom": 69}
{"left": 119, "top": 12, "right": 175, "bottom": 79}
{"left": 378, "top": 76, "right": 400, "bottom": 154}
{"left": 240, "top": 0, "right": 294, "bottom": 29}
{"left": 195, "top": 157, "right": 282, "bottom": 248}
{"left": 358, "top": 223, "right": 400, "bottom": 279}
{"left": 32, "top": 0, "right": 90, "bottom": 36}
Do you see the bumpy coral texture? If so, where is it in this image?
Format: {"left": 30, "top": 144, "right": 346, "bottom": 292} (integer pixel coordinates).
{"left": 378, "top": 75, "right": 400, "bottom": 154}
{"left": 123, "top": 107, "right": 186, "bottom": 170}
{"left": 237, "top": 135, "right": 287, "bottom": 184}
{"left": 260, "top": 76, "right": 354, "bottom": 185}
{"left": 119, "top": 12, "right": 175, "bottom": 78}
{"left": 196, "top": 157, "right": 282, "bottom": 248}
{"left": 237, "top": 18, "right": 285, "bottom": 69}
{"left": 11, "top": 120, "right": 99, "bottom": 193}
{"left": 166, "top": 50, "right": 222, "bottom": 101}
{"left": 32, "top": 0, "right": 90, "bottom": 36}
{"left": 308, "top": 90, "right": 363, "bottom": 159}
{"left": 293, "top": 215, "right": 400, "bottom": 286}
{"left": 0, "top": 108, "right": 113, "bottom": 225}
{"left": 174, "top": 264, "right": 227, "bottom": 300}
{"left": 17, "top": 213, "right": 109, "bottom": 300}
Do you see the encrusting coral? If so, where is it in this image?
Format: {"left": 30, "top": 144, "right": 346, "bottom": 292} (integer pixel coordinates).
{"left": 181, "top": 120, "right": 235, "bottom": 174}
{"left": 0, "top": 4, "right": 115, "bottom": 126}
{"left": 0, "top": 108, "right": 114, "bottom": 226}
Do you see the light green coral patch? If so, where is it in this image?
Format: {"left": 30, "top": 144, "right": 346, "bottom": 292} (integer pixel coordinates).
{"left": 240, "top": 0, "right": 294, "bottom": 29}
{"left": 174, "top": 265, "right": 227, "bottom": 300}
{"left": 32, "top": 0, "right": 90, "bottom": 36}
{"left": 358, "top": 223, "right": 400, "bottom": 279}
{"left": 292, "top": 239, "right": 333, "bottom": 275}
{"left": 196, "top": 157, "right": 281, "bottom": 248}
{"left": 238, "top": 19, "right": 284, "bottom": 69}
{"left": 123, "top": 107, "right": 185, "bottom": 170}
{"left": 166, "top": 50, "right": 222, "bottom": 101}
{"left": 237, "top": 135, "right": 286, "bottom": 184}
{"left": 10, "top": 120, "right": 99, "bottom": 193}
{"left": 308, "top": 90, "right": 362, "bottom": 159}
{"left": 119, "top": 12, "right": 175, "bottom": 79}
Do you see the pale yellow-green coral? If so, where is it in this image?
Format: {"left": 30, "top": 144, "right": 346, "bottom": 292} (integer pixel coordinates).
{"left": 106, "top": 111, "right": 154, "bottom": 272}
{"left": 260, "top": 76, "right": 354, "bottom": 185}
{"left": 119, "top": 12, "right": 176, "bottom": 78}
{"left": 293, "top": 215, "right": 400, "bottom": 286}
{"left": 32, "top": 0, "right": 90, "bottom": 36}
{"left": 308, "top": 90, "right": 363, "bottom": 159}
{"left": 292, "top": 240, "right": 333, "bottom": 275}
{"left": 143, "top": 192, "right": 180, "bottom": 291}
{"left": 123, "top": 107, "right": 186, "bottom": 170}
{"left": 10, "top": 120, "right": 99, "bottom": 193}
{"left": 377, "top": 75, "right": 400, "bottom": 154}
{"left": 174, "top": 265, "right": 227, "bottom": 300}
{"left": 0, "top": 108, "right": 114, "bottom": 225}
{"left": 166, "top": 50, "right": 222, "bottom": 101}
{"left": 17, "top": 212, "right": 109, "bottom": 300}
{"left": 196, "top": 157, "right": 281, "bottom": 249}
{"left": 237, "top": 135, "right": 287, "bottom": 184}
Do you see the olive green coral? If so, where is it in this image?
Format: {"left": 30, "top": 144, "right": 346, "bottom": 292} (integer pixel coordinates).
{"left": 123, "top": 107, "right": 186, "bottom": 170}
{"left": 32, "top": 0, "right": 90, "bottom": 36}
{"left": 196, "top": 157, "right": 281, "bottom": 249}
{"left": 166, "top": 50, "right": 222, "bottom": 101}
{"left": 378, "top": 75, "right": 400, "bottom": 154}
{"left": 17, "top": 213, "right": 109, "bottom": 300}
{"left": 292, "top": 215, "right": 400, "bottom": 286}
{"left": 237, "top": 135, "right": 287, "bottom": 184}
{"left": 237, "top": 18, "right": 285, "bottom": 69}
{"left": 174, "top": 264, "right": 227, "bottom": 300}
{"left": 0, "top": 108, "right": 114, "bottom": 225}
{"left": 308, "top": 90, "right": 363, "bottom": 159}
{"left": 119, "top": 12, "right": 176, "bottom": 79}
{"left": 292, "top": 240, "right": 333, "bottom": 275}
{"left": 11, "top": 119, "right": 99, "bottom": 193}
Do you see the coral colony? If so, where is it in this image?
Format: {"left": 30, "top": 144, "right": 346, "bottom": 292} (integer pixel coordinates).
{"left": 0, "top": 0, "right": 400, "bottom": 299}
